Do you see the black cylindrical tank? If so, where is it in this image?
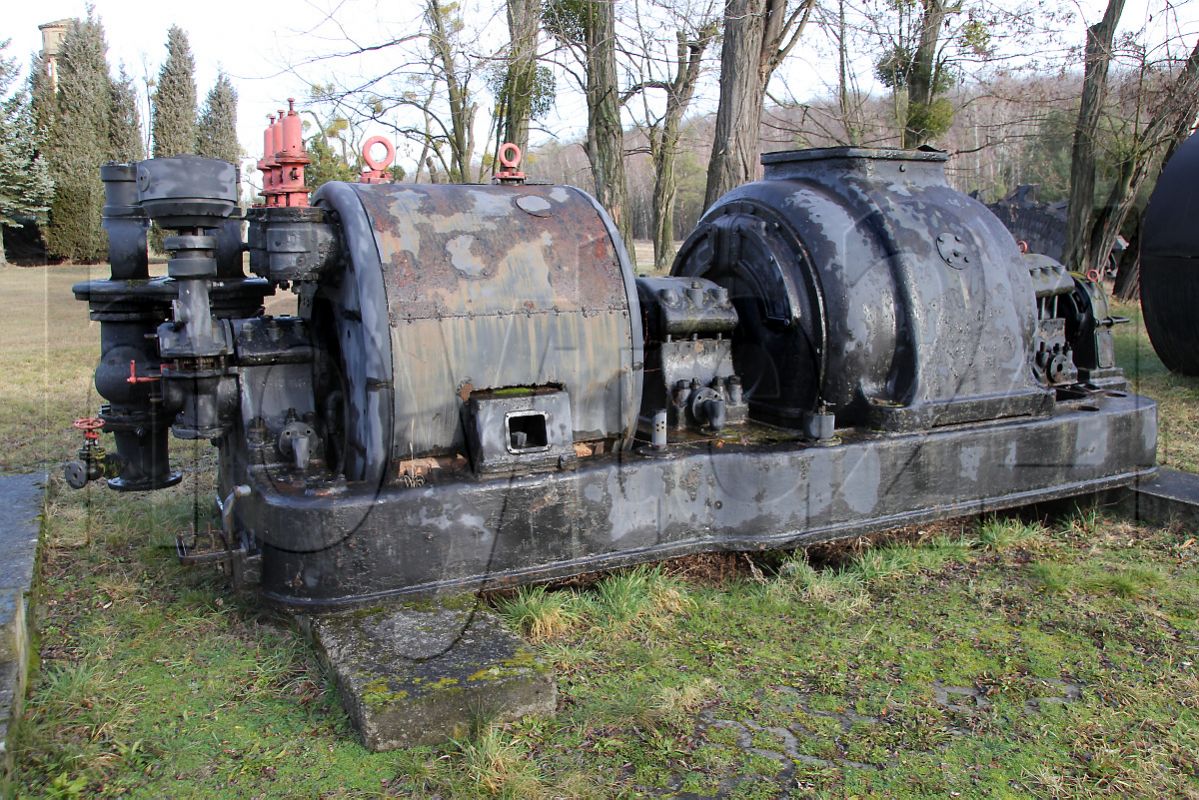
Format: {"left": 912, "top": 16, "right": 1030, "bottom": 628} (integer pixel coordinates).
{"left": 672, "top": 147, "right": 1050, "bottom": 431}
{"left": 1141, "top": 132, "right": 1199, "bottom": 376}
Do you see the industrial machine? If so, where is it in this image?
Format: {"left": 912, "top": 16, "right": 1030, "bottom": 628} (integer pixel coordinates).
{"left": 1142, "top": 132, "right": 1199, "bottom": 376}
{"left": 68, "top": 104, "right": 1156, "bottom": 609}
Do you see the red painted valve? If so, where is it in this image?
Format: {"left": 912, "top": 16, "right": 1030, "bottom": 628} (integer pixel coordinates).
{"left": 72, "top": 416, "right": 105, "bottom": 440}
{"left": 127, "top": 359, "right": 161, "bottom": 384}
{"left": 256, "top": 99, "right": 312, "bottom": 207}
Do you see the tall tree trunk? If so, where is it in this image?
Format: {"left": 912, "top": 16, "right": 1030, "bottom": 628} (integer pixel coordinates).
{"left": 427, "top": 0, "right": 475, "bottom": 182}
{"left": 1090, "top": 38, "right": 1199, "bottom": 288}
{"left": 500, "top": 0, "right": 540, "bottom": 156}
{"left": 414, "top": 83, "right": 438, "bottom": 182}
{"left": 1064, "top": 0, "right": 1125, "bottom": 271}
{"left": 902, "top": 0, "right": 947, "bottom": 148}
{"left": 836, "top": 0, "right": 860, "bottom": 145}
{"left": 704, "top": 0, "right": 815, "bottom": 209}
{"left": 651, "top": 26, "right": 715, "bottom": 271}
{"left": 583, "top": 0, "right": 633, "bottom": 251}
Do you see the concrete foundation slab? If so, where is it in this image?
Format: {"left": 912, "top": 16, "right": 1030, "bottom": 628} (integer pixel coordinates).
{"left": 1120, "top": 468, "right": 1199, "bottom": 532}
{"left": 298, "top": 599, "right": 555, "bottom": 751}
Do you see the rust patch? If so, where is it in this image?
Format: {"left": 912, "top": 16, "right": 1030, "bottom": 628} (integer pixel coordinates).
{"left": 351, "top": 183, "right": 627, "bottom": 322}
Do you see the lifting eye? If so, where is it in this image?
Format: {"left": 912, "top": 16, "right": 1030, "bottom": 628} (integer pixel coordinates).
{"left": 506, "top": 412, "right": 549, "bottom": 452}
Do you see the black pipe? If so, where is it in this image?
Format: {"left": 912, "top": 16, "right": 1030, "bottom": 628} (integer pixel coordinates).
{"left": 100, "top": 163, "right": 149, "bottom": 281}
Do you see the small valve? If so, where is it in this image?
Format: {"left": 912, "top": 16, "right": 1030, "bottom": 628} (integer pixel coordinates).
{"left": 64, "top": 417, "right": 110, "bottom": 489}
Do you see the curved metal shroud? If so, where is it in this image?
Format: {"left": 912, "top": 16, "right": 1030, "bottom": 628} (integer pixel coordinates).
{"left": 673, "top": 148, "right": 1050, "bottom": 431}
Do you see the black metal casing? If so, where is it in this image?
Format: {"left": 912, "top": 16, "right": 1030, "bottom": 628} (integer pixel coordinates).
{"left": 69, "top": 149, "right": 1157, "bottom": 609}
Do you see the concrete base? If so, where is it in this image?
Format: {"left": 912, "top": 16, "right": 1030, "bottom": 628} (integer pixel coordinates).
{"left": 297, "top": 599, "right": 555, "bottom": 751}
{"left": 0, "top": 474, "right": 44, "bottom": 792}
{"left": 1119, "top": 469, "right": 1199, "bottom": 531}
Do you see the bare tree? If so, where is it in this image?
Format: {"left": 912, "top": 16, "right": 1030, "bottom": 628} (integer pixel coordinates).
{"left": 626, "top": 0, "right": 718, "bottom": 269}
{"left": 903, "top": 0, "right": 950, "bottom": 147}
{"left": 1063, "top": 0, "right": 1125, "bottom": 270}
{"left": 545, "top": 0, "right": 634, "bottom": 249}
{"left": 495, "top": 0, "right": 543, "bottom": 156}
{"left": 1097, "top": 39, "right": 1199, "bottom": 297}
{"left": 834, "top": 0, "right": 865, "bottom": 145}
{"left": 285, "top": 2, "right": 483, "bottom": 183}
{"left": 426, "top": 0, "right": 478, "bottom": 181}
{"left": 704, "top": 0, "right": 816, "bottom": 208}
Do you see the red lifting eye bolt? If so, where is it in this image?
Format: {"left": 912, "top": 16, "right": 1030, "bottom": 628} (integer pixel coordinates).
{"left": 360, "top": 136, "right": 395, "bottom": 184}
{"left": 495, "top": 143, "right": 525, "bottom": 185}
{"left": 72, "top": 417, "right": 105, "bottom": 442}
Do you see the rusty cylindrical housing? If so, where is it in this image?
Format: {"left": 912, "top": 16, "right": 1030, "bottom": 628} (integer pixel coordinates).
{"left": 308, "top": 181, "right": 642, "bottom": 482}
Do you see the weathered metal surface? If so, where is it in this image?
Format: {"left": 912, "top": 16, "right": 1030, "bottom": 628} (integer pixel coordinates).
{"left": 673, "top": 147, "right": 1050, "bottom": 432}
{"left": 465, "top": 388, "right": 575, "bottom": 474}
{"left": 986, "top": 185, "right": 1125, "bottom": 276}
{"left": 249, "top": 391, "right": 1155, "bottom": 608}
{"left": 987, "top": 185, "right": 1069, "bottom": 263}
{"left": 1141, "top": 132, "right": 1199, "bottom": 376}
{"left": 315, "top": 182, "right": 642, "bottom": 463}
{"left": 636, "top": 275, "right": 745, "bottom": 432}
{"left": 636, "top": 276, "right": 738, "bottom": 337}
{"left": 308, "top": 181, "right": 394, "bottom": 485}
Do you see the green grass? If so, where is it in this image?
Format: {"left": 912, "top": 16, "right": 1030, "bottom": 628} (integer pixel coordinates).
{"left": 1113, "top": 298, "right": 1199, "bottom": 472}
{"left": 7, "top": 266, "right": 1199, "bottom": 798}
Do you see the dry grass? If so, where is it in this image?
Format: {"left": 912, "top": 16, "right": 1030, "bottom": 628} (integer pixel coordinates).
{"left": 0, "top": 264, "right": 102, "bottom": 472}
{"left": 0, "top": 263, "right": 293, "bottom": 474}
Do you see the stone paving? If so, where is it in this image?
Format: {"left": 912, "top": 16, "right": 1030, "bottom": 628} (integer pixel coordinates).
{"left": 300, "top": 600, "right": 556, "bottom": 751}
{"left": 0, "top": 474, "right": 44, "bottom": 794}
{"left": 646, "top": 677, "right": 1085, "bottom": 798}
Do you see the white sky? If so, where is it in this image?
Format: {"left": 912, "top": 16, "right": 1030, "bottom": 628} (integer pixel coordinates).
{"left": 4, "top": 0, "right": 1197, "bottom": 185}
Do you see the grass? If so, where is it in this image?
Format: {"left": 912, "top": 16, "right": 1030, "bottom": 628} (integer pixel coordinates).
{"left": 5, "top": 265, "right": 1199, "bottom": 798}
{"left": 1114, "top": 299, "right": 1199, "bottom": 472}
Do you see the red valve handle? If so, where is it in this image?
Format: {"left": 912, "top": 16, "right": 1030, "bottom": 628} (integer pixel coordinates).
{"left": 73, "top": 417, "right": 105, "bottom": 441}
{"left": 1085, "top": 268, "right": 1103, "bottom": 284}
{"left": 127, "top": 360, "right": 161, "bottom": 384}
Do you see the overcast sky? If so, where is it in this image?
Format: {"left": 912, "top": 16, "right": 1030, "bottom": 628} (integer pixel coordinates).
{"left": 5, "top": 0, "right": 1197, "bottom": 186}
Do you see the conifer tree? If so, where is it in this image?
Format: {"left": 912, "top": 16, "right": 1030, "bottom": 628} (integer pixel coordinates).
{"left": 0, "top": 40, "right": 53, "bottom": 265}
{"left": 151, "top": 26, "right": 196, "bottom": 158}
{"left": 110, "top": 66, "right": 144, "bottom": 162}
{"left": 196, "top": 72, "right": 239, "bottom": 164}
{"left": 28, "top": 52, "right": 56, "bottom": 140}
{"left": 44, "top": 16, "right": 112, "bottom": 263}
